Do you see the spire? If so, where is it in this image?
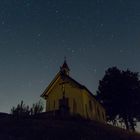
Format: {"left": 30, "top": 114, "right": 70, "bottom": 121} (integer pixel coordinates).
{"left": 60, "top": 57, "right": 70, "bottom": 75}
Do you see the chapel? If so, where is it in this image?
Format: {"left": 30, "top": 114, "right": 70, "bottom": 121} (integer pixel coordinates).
{"left": 41, "top": 60, "right": 106, "bottom": 122}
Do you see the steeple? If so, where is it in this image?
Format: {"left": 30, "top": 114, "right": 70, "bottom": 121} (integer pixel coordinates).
{"left": 60, "top": 57, "right": 70, "bottom": 75}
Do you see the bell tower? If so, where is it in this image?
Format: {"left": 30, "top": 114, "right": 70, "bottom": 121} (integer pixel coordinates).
{"left": 60, "top": 57, "right": 70, "bottom": 75}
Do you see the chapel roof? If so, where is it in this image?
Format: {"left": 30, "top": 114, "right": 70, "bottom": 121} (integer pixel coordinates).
{"left": 41, "top": 71, "right": 96, "bottom": 99}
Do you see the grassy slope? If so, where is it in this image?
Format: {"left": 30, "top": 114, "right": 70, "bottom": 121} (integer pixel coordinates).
{"left": 0, "top": 117, "right": 140, "bottom": 140}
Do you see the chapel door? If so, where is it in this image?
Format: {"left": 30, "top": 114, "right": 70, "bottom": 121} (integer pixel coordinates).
{"left": 59, "top": 97, "right": 69, "bottom": 115}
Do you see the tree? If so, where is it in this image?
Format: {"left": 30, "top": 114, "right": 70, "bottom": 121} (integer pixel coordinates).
{"left": 97, "top": 67, "right": 140, "bottom": 131}
{"left": 30, "top": 100, "right": 44, "bottom": 115}
{"left": 11, "top": 100, "right": 44, "bottom": 117}
{"left": 11, "top": 100, "right": 30, "bottom": 118}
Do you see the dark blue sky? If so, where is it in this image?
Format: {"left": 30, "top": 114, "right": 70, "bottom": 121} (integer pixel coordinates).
{"left": 0, "top": 0, "right": 140, "bottom": 114}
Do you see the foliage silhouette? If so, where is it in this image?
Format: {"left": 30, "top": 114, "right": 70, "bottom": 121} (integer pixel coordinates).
{"left": 97, "top": 67, "right": 140, "bottom": 131}
{"left": 11, "top": 100, "right": 44, "bottom": 117}
{"left": 30, "top": 100, "right": 44, "bottom": 115}
{"left": 11, "top": 100, "right": 30, "bottom": 118}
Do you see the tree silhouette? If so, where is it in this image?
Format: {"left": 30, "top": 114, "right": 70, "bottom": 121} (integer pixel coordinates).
{"left": 11, "top": 100, "right": 44, "bottom": 117}
{"left": 97, "top": 67, "right": 140, "bottom": 131}
{"left": 11, "top": 100, "right": 30, "bottom": 118}
{"left": 30, "top": 100, "right": 44, "bottom": 115}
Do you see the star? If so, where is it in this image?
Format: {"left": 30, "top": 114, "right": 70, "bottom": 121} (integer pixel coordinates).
{"left": 37, "top": 33, "right": 41, "bottom": 37}
{"left": 119, "top": 49, "right": 124, "bottom": 53}
{"left": 71, "top": 50, "right": 75, "bottom": 53}
{"left": 55, "top": 10, "right": 59, "bottom": 14}
{"left": 2, "top": 21, "right": 5, "bottom": 25}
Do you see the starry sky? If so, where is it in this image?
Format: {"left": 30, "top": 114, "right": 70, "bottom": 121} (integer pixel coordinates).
{"left": 0, "top": 0, "right": 140, "bottom": 114}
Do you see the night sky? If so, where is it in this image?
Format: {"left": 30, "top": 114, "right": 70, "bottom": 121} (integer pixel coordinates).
{"left": 0, "top": 0, "right": 140, "bottom": 115}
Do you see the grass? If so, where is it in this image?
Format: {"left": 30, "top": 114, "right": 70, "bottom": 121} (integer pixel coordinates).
{"left": 0, "top": 115, "right": 140, "bottom": 140}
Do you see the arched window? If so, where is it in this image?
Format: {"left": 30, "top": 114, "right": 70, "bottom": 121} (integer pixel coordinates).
{"left": 54, "top": 100, "right": 55, "bottom": 110}
{"left": 97, "top": 107, "right": 100, "bottom": 119}
{"left": 47, "top": 101, "right": 50, "bottom": 111}
{"left": 73, "top": 99, "right": 77, "bottom": 114}
{"left": 85, "top": 104, "right": 88, "bottom": 118}
{"left": 102, "top": 112, "right": 105, "bottom": 120}
{"left": 89, "top": 100, "right": 92, "bottom": 111}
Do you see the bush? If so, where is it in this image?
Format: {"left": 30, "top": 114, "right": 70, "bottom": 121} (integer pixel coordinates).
{"left": 11, "top": 100, "right": 44, "bottom": 118}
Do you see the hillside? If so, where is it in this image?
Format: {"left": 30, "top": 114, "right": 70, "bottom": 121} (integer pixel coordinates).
{"left": 0, "top": 114, "right": 140, "bottom": 140}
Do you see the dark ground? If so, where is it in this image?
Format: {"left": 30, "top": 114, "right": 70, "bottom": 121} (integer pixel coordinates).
{"left": 0, "top": 114, "right": 140, "bottom": 140}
